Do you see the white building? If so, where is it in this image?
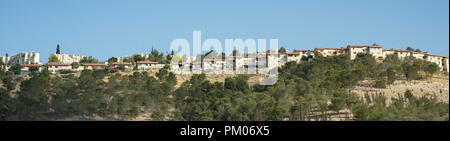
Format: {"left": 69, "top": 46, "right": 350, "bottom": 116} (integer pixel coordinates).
{"left": 170, "top": 62, "right": 192, "bottom": 74}
{"left": 83, "top": 63, "right": 106, "bottom": 70}
{"left": 293, "top": 49, "right": 315, "bottom": 61}
{"left": 50, "top": 53, "right": 85, "bottom": 64}
{"left": 110, "top": 62, "right": 134, "bottom": 72}
{"left": 203, "top": 59, "right": 225, "bottom": 74}
{"left": 136, "top": 61, "right": 164, "bottom": 71}
{"left": 1, "top": 52, "right": 41, "bottom": 66}
{"left": 20, "top": 64, "right": 43, "bottom": 73}
{"left": 315, "top": 48, "right": 344, "bottom": 57}
{"left": 1, "top": 56, "right": 10, "bottom": 64}
{"left": 347, "top": 45, "right": 383, "bottom": 60}
{"left": 444, "top": 57, "right": 449, "bottom": 73}
{"left": 286, "top": 53, "right": 302, "bottom": 63}
{"left": 411, "top": 52, "right": 426, "bottom": 60}
{"left": 47, "top": 63, "right": 72, "bottom": 74}
{"left": 425, "top": 54, "right": 445, "bottom": 72}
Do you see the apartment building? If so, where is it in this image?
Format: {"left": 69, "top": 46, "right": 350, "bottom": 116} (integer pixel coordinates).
{"left": 1, "top": 56, "right": 10, "bottom": 64}
{"left": 1, "top": 52, "right": 41, "bottom": 66}
{"left": 50, "top": 53, "right": 85, "bottom": 64}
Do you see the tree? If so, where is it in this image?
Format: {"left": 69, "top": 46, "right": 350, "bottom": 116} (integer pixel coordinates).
{"left": 8, "top": 64, "right": 21, "bottom": 75}
{"left": 56, "top": 44, "right": 61, "bottom": 54}
{"left": 424, "top": 63, "right": 439, "bottom": 78}
{"left": 80, "top": 56, "right": 99, "bottom": 63}
{"left": 406, "top": 46, "right": 414, "bottom": 52}
{"left": 48, "top": 55, "right": 61, "bottom": 63}
{"left": 133, "top": 54, "right": 145, "bottom": 62}
{"left": 118, "top": 64, "right": 125, "bottom": 71}
{"left": 0, "top": 60, "right": 5, "bottom": 75}
{"left": 375, "top": 79, "right": 386, "bottom": 88}
{"left": 279, "top": 47, "right": 287, "bottom": 54}
{"left": 108, "top": 57, "right": 118, "bottom": 63}
{"left": 71, "top": 62, "right": 80, "bottom": 69}
{"left": 402, "top": 62, "right": 419, "bottom": 80}
{"left": 0, "top": 88, "right": 14, "bottom": 120}
{"left": 1, "top": 75, "right": 16, "bottom": 91}
{"left": 386, "top": 68, "right": 396, "bottom": 85}
{"left": 15, "top": 72, "right": 51, "bottom": 120}
{"left": 29, "top": 67, "right": 39, "bottom": 73}
{"left": 329, "top": 91, "right": 347, "bottom": 119}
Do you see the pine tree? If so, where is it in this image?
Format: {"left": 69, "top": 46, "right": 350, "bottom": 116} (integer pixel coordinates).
{"left": 56, "top": 44, "right": 61, "bottom": 54}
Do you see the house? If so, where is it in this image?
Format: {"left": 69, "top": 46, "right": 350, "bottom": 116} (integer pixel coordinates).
{"left": 315, "top": 48, "right": 345, "bottom": 57}
{"left": 382, "top": 49, "right": 397, "bottom": 58}
{"left": 203, "top": 59, "right": 225, "bottom": 74}
{"left": 425, "top": 54, "right": 445, "bottom": 71}
{"left": 47, "top": 63, "right": 72, "bottom": 74}
{"left": 19, "top": 64, "right": 43, "bottom": 74}
{"left": 286, "top": 52, "right": 301, "bottom": 63}
{"left": 411, "top": 52, "right": 426, "bottom": 60}
{"left": 443, "top": 57, "right": 449, "bottom": 73}
{"left": 136, "top": 61, "right": 163, "bottom": 71}
{"left": 266, "top": 52, "right": 280, "bottom": 72}
{"left": 110, "top": 62, "right": 133, "bottom": 71}
{"left": 347, "top": 45, "right": 383, "bottom": 60}
{"left": 226, "top": 56, "right": 245, "bottom": 74}
{"left": 382, "top": 49, "right": 410, "bottom": 59}
{"left": 83, "top": 63, "right": 106, "bottom": 70}
{"left": 293, "top": 49, "right": 315, "bottom": 61}
{"left": 170, "top": 62, "right": 192, "bottom": 74}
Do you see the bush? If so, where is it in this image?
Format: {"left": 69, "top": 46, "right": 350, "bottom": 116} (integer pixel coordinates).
{"left": 375, "top": 79, "right": 386, "bottom": 88}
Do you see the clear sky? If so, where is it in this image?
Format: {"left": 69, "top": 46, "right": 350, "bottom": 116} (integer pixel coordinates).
{"left": 0, "top": 0, "right": 448, "bottom": 62}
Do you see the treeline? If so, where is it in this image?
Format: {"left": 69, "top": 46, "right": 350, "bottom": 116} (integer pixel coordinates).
{"left": 353, "top": 90, "right": 449, "bottom": 121}
{"left": 0, "top": 63, "right": 176, "bottom": 120}
{"left": 170, "top": 53, "right": 447, "bottom": 121}
{"left": 0, "top": 53, "right": 448, "bottom": 121}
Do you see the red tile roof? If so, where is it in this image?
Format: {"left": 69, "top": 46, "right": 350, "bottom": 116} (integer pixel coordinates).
{"left": 293, "top": 49, "right": 314, "bottom": 52}
{"left": 20, "top": 64, "right": 42, "bottom": 67}
{"left": 203, "top": 59, "right": 224, "bottom": 62}
{"left": 136, "top": 61, "right": 159, "bottom": 64}
{"left": 83, "top": 63, "right": 106, "bottom": 66}
{"left": 383, "top": 49, "right": 409, "bottom": 52}
{"left": 111, "top": 62, "right": 133, "bottom": 65}
{"left": 315, "top": 48, "right": 343, "bottom": 50}
{"left": 47, "top": 63, "right": 70, "bottom": 66}
{"left": 347, "top": 45, "right": 382, "bottom": 48}
{"left": 266, "top": 53, "right": 280, "bottom": 55}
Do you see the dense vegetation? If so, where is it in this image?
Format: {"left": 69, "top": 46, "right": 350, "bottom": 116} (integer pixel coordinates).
{"left": 0, "top": 53, "right": 448, "bottom": 121}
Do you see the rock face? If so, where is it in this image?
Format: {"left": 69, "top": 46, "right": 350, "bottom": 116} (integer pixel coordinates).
{"left": 350, "top": 77, "right": 449, "bottom": 104}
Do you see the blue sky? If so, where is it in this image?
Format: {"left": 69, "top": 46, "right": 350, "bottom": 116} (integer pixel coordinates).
{"left": 0, "top": 0, "right": 448, "bottom": 62}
